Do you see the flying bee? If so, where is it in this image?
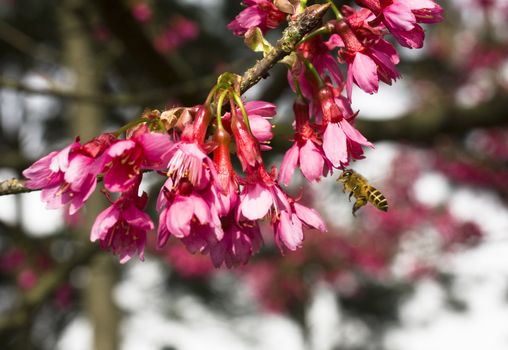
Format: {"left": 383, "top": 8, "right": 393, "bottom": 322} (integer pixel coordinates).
{"left": 337, "top": 169, "right": 388, "bottom": 216}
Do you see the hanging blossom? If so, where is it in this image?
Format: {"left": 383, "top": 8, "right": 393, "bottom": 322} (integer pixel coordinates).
{"left": 227, "top": 0, "right": 287, "bottom": 36}
{"left": 355, "top": 0, "right": 443, "bottom": 48}
{"left": 156, "top": 106, "right": 223, "bottom": 254}
{"left": 327, "top": 11, "right": 401, "bottom": 99}
{"left": 231, "top": 108, "right": 327, "bottom": 252}
{"left": 91, "top": 176, "right": 153, "bottom": 263}
{"left": 23, "top": 135, "right": 116, "bottom": 215}
{"left": 279, "top": 97, "right": 329, "bottom": 185}
{"left": 103, "top": 125, "right": 172, "bottom": 192}
{"left": 317, "top": 82, "right": 374, "bottom": 167}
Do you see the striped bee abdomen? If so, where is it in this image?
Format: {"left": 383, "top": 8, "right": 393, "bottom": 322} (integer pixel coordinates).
{"left": 366, "top": 186, "right": 388, "bottom": 211}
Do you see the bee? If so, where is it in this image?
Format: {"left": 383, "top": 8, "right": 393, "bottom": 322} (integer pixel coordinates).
{"left": 337, "top": 169, "right": 388, "bottom": 216}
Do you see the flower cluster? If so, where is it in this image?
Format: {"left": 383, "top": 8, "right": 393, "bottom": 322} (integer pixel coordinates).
{"left": 22, "top": 1, "right": 443, "bottom": 267}
{"left": 230, "top": 0, "right": 442, "bottom": 182}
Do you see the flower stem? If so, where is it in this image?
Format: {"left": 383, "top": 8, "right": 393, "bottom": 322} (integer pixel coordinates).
{"left": 327, "top": 0, "right": 342, "bottom": 20}
{"left": 303, "top": 59, "right": 324, "bottom": 88}
{"left": 232, "top": 92, "right": 252, "bottom": 132}
{"left": 215, "top": 89, "right": 229, "bottom": 129}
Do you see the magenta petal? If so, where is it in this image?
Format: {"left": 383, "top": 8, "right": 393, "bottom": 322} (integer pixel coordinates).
{"left": 249, "top": 115, "right": 273, "bottom": 142}
{"left": 103, "top": 162, "right": 136, "bottom": 192}
{"left": 278, "top": 211, "right": 303, "bottom": 251}
{"left": 65, "top": 154, "right": 96, "bottom": 187}
{"left": 294, "top": 203, "right": 327, "bottom": 232}
{"left": 384, "top": 3, "right": 416, "bottom": 31}
{"left": 240, "top": 183, "right": 273, "bottom": 220}
{"left": 339, "top": 119, "right": 374, "bottom": 148}
{"left": 138, "top": 132, "right": 173, "bottom": 168}
{"left": 167, "top": 197, "right": 194, "bottom": 237}
{"left": 157, "top": 209, "right": 171, "bottom": 248}
{"left": 69, "top": 175, "right": 96, "bottom": 215}
{"left": 279, "top": 143, "right": 299, "bottom": 186}
{"left": 244, "top": 100, "right": 276, "bottom": 117}
{"left": 299, "top": 141, "right": 324, "bottom": 182}
{"left": 123, "top": 204, "right": 154, "bottom": 231}
{"left": 22, "top": 151, "right": 60, "bottom": 189}
{"left": 91, "top": 205, "right": 119, "bottom": 241}
{"left": 324, "top": 34, "right": 344, "bottom": 49}
{"left": 189, "top": 194, "right": 212, "bottom": 225}
{"left": 323, "top": 123, "right": 348, "bottom": 167}
{"left": 352, "top": 53, "right": 379, "bottom": 94}
{"left": 107, "top": 140, "right": 136, "bottom": 157}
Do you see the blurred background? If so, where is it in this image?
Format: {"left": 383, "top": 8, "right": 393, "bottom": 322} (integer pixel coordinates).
{"left": 1, "top": 0, "right": 508, "bottom": 349}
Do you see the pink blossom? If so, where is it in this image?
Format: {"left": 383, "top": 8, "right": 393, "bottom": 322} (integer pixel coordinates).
{"left": 131, "top": 2, "right": 152, "bottom": 23}
{"left": 331, "top": 20, "right": 400, "bottom": 98}
{"left": 103, "top": 129, "right": 172, "bottom": 192}
{"left": 227, "top": 0, "right": 286, "bottom": 36}
{"left": 315, "top": 84, "right": 374, "bottom": 167}
{"left": 22, "top": 139, "right": 101, "bottom": 215}
{"left": 209, "top": 217, "right": 262, "bottom": 268}
{"left": 243, "top": 101, "right": 276, "bottom": 149}
{"left": 223, "top": 100, "right": 276, "bottom": 151}
{"left": 17, "top": 269, "right": 38, "bottom": 290}
{"left": 291, "top": 37, "right": 343, "bottom": 98}
{"left": 91, "top": 178, "right": 153, "bottom": 263}
{"left": 156, "top": 127, "right": 224, "bottom": 252}
{"left": 279, "top": 98, "right": 328, "bottom": 185}
{"left": 355, "top": 0, "right": 443, "bottom": 48}
{"left": 23, "top": 141, "right": 79, "bottom": 190}
{"left": 274, "top": 202, "right": 327, "bottom": 251}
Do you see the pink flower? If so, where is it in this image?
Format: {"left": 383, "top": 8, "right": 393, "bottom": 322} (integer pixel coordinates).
{"left": 227, "top": 0, "right": 286, "bottom": 36}
{"left": 243, "top": 101, "right": 276, "bottom": 149}
{"left": 23, "top": 140, "right": 79, "bottom": 190}
{"left": 156, "top": 126, "right": 224, "bottom": 251}
{"left": 274, "top": 202, "right": 327, "bottom": 251}
{"left": 91, "top": 178, "right": 153, "bottom": 263}
{"left": 230, "top": 110, "right": 263, "bottom": 171}
{"left": 291, "top": 37, "right": 343, "bottom": 98}
{"left": 316, "top": 84, "right": 374, "bottom": 167}
{"left": 209, "top": 217, "right": 263, "bottom": 268}
{"left": 355, "top": 0, "right": 443, "bottom": 48}
{"left": 239, "top": 165, "right": 289, "bottom": 221}
{"left": 23, "top": 139, "right": 105, "bottom": 215}
{"left": 223, "top": 100, "right": 276, "bottom": 152}
{"left": 331, "top": 19, "right": 400, "bottom": 98}
{"left": 131, "top": 2, "right": 152, "bottom": 23}
{"left": 166, "top": 137, "right": 217, "bottom": 189}
{"left": 279, "top": 98, "right": 328, "bottom": 185}
{"left": 103, "top": 128, "right": 172, "bottom": 192}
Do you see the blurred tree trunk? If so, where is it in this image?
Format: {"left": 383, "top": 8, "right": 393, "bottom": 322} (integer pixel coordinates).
{"left": 58, "top": 1, "right": 120, "bottom": 350}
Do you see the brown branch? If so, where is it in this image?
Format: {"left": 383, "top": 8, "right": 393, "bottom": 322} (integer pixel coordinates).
{"left": 240, "top": 4, "right": 330, "bottom": 94}
{"left": 0, "top": 178, "right": 32, "bottom": 196}
{"left": 0, "top": 4, "right": 331, "bottom": 197}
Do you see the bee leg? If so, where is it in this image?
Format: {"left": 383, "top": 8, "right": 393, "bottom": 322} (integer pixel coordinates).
{"left": 352, "top": 197, "right": 367, "bottom": 216}
{"left": 349, "top": 185, "right": 358, "bottom": 202}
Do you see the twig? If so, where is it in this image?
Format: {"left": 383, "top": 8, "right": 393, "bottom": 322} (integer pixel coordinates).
{"left": 0, "top": 4, "right": 331, "bottom": 197}
{"left": 240, "top": 4, "right": 330, "bottom": 94}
